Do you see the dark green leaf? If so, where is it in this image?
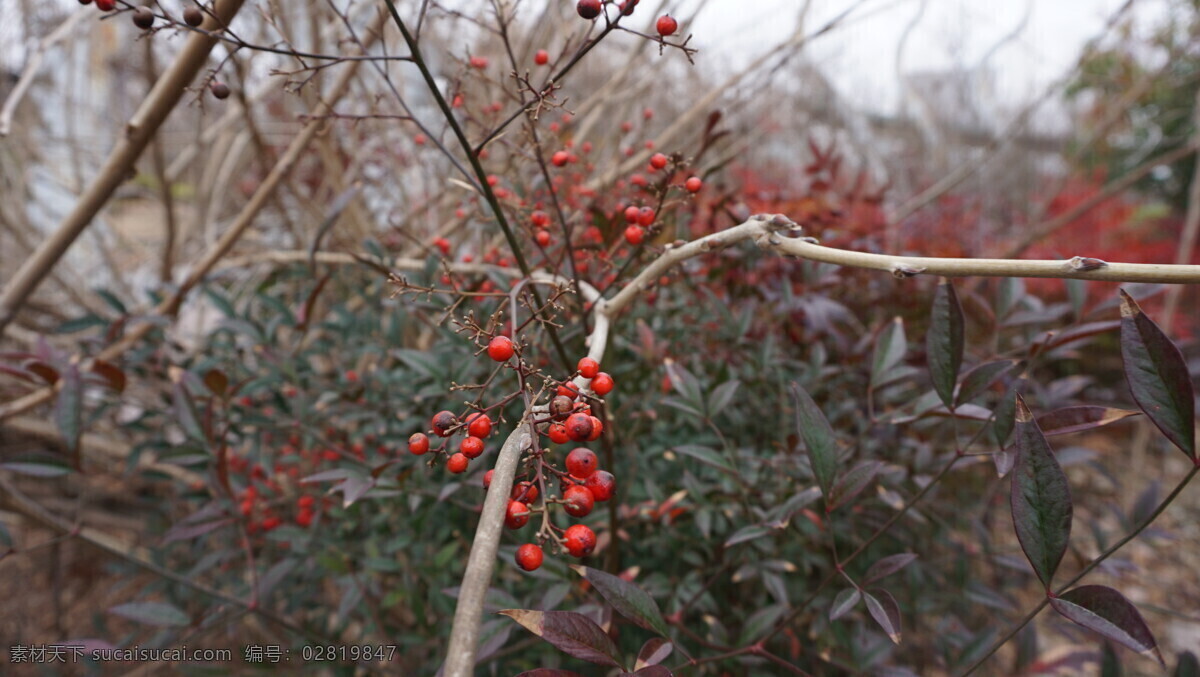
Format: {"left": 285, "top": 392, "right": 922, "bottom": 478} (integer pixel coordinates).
{"left": 109, "top": 601, "right": 190, "bottom": 627}
{"left": 572, "top": 565, "right": 669, "bottom": 637}
{"left": 500, "top": 609, "right": 624, "bottom": 669}
{"left": 871, "top": 317, "right": 907, "bottom": 389}
{"left": 1, "top": 460, "right": 72, "bottom": 477}
{"left": 706, "top": 380, "right": 740, "bottom": 417}
{"left": 1050, "top": 585, "right": 1163, "bottom": 667}
{"left": 1119, "top": 290, "right": 1195, "bottom": 459}
{"left": 1176, "top": 651, "right": 1199, "bottom": 677}
{"left": 957, "top": 359, "right": 1019, "bottom": 406}
{"left": 790, "top": 383, "right": 838, "bottom": 500}
{"left": 927, "top": 278, "right": 965, "bottom": 408}
{"left": 1010, "top": 396, "right": 1072, "bottom": 589}
{"left": 830, "top": 588, "right": 861, "bottom": 620}
{"left": 1102, "top": 641, "right": 1123, "bottom": 677}
{"left": 724, "top": 525, "right": 771, "bottom": 547}
{"left": 54, "top": 364, "right": 83, "bottom": 456}
{"left": 172, "top": 380, "right": 205, "bottom": 443}
{"left": 672, "top": 445, "right": 733, "bottom": 473}
{"left": 864, "top": 553, "right": 918, "bottom": 585}
{"left": 828, "top": 461, "right": 882, "bottom": 511}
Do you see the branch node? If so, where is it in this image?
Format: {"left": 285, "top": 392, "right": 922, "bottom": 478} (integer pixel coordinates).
{"left": 1067, "top": 256, "right": 1108, "bottom": 272}
{"left": 891, "top": 264, "right": 926, "bottom": 279}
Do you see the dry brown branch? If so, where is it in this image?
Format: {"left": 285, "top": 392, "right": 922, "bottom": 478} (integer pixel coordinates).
{"left": 0, "top": 0, "right": 248, "bottom": 338}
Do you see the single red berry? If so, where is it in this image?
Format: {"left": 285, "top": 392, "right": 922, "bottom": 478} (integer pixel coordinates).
{"left": 488, "top": 335, "right": 515, "bottom": 362}
{"left": 132, "top": 7, "right": 155, "bottom": 29}
{"left": 685, "top": 176, "right": 703, "bottom": 193}
{"left": 623, "top": 205, "right": 641, "bottom": 223}
{"left": 576, "top": 0, "right": 601, "bottom": 19}
{"left": 505, "top": 500, "right": 530, "bottom": 529}
{"left": 557, "top": 383, "right": 581, "bottom": 399}
{"left": 656, "top": 14, "right": 678, "bottom": 36}
{"left": 467, "top": 413, "right": 493, "bottom": 438}
{"left": 408, "top": 432, "right": 430, "bottom": 455}
{"left": 296, "top": 509, "right": 314, "bottom": 527}
{"left": 531, "top": 210, "right": 550, "bottom": 227}
{"left": 637, "top": 207, "right": 655, "bottom": 227}
{"left": 649, "top": 153, "right": 668, "bottom": 170}
{"left": 587, "top": 415, "right": 603, "bottom": 442}
{"left": 433, "top": 236, "right": 451, "bottom": 255}
{"left": 516, "top": 543, "right": 544, "bottom": 571}
{"left": 447, "top": 453, "right": 469, "bottom": 474}
{"left": 183, "top": 6, "right": 204, "bottom": 26}
{"left": 261, "top": 515, "right": 282, "bottom": 531}
{"left": 591, "top": 372, "right": 615, "bottom": 396}
{"left": 551, "top": 151, "right": 570, "bottom": 167}
{"left": 470, "top": 55, "right": 488, "bottom": 69}
{"left": 535, "top": 230, "right": 551, "bottom": 247}
{"left": 563, "top": 524, "right": 596, "bottom": 557}
{"left": 566, "top": 447, "right": 598, "bottom": 479}
{"left": 483, "top": 469, "right": 495, "bottom": 488}
{"left": 563, "top": 484, "right": 595, "bottom": 517}
{"left": 512, "top": 480, "right": 539, "bottom": 503}
{"left": 534, "top": 49, "right": 549, "bottom": 66}
{"left": 460, "top": 436, "right": 484, "bottom": 459}
{"left": 585, "top": 470, "right": 615, "bottom": 502}
{"left": 548, "top": 423, "right": 570, "bottom": 445}
{"left": 95, "top": 0, "right": 115, "bottom": 9}
{"left": 619, "top": 0, "right": 637, "bottom": 15}
{"left": 565, "top": 413, "right": 594, "bottom": 443}
{"left": 210, "top": 81, "right": 231, "bottom": 100}
{"left": 298, "top": 495, "right": 316, "bottom": 509}
{"left": 577, "top": 360, "right": 599, "bottom": 381}
{"left": 643, "top": 107, "right": 654, "bottom": 120}
{"left": 431, "top": 410, "right": 458, "bottom": 437}
{"left": 624, "top": 225, "right": 645, "bottom": 246}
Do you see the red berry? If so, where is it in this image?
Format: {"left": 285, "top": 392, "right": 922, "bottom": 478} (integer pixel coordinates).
{"left": 565, "top": 413, "right": 594, "bottom": 443}
{"left": 591, "top": 372, "right": 615, "bottom": 396}
{"left": 447, "top": 453, "right": 469, "bottom": 474}
{"left": 656, "top": 14, "right": 678, "bottom": 36}
{"left": 483, "top": 469, "right": 495, "bottom": 488}
{"left": 685, "top": 176, "right": 703, "bottom": 193}
{"left": 261, "top": 516, "right": 282, "bottom": 531}
{"left": 563, "top": 524, "right": 596, "bottom": 557}
{"left": 470, "top": 56, "right": 488, "bottom": 69}
{"left": 534, "top": 49, "right": 550, "bottom": 66}
{"left": 637, "top": 207, "right": 655, "bottom": 227}
{"left": 516, "top": 543, "right": 544, "bottom": 571}
{"left": 619, "top": 0, "right": 637, "bottom": 15}
{"left": 345, "top": 369, "right": 359, "bottom": 382}
{"left": 512, "top": 480, "right": 539, "bottom": 503}
{"left": 467, "top": 413, "right": 493, "bottom": 438}
{"left": 587, "top": 415, "right": 604, "bottom": 442}
{"left": 563, "top": 484, "right": 595, "bottom": 517}
{"left": 95, "top": 0, "right": 115, "bottom": 10}
{"left": 408, "top": 432, "right": 430, "bottom": 455}
{"left": 535, "top": 230, "right": 551, "bottom": 247}
{"left": 433, "top": 237, "right": 451, "bottom": 255}
{"left": 623, "top": 205, "right": 641, "bottom": 223}
{"left": 298, "top": 495, "right": 316, "bottom": 509}
{"left": 576, "top": 0, "right": 601, "bottom": 19}
{"left": 585, "top": 470, "right": 615, "bottom": 502}
{"left": 577, "top": 357, "right": 600, "bottom": 379}
{"left": 548, "top": 423, "right": 570, "bottom": 445}
{"left": 566, "top": 447, "right": 598, "bottom": 479}
{"left": 649, "top": 153, "right": 668, "bottom": 170}
{"left": 624, "top": 225, "right": 645, "bottom": 246}
{"left": 488, "top": 335, "right": 515, "bottom": 362}
{"left": 460, "top": 436, "right": 485, "bottom": 459}
{"left": 505, "top": 500, "right": 530, "bottom": 529}
{"left": 531, "top": 210, "right": 550, "bottom": 227}
{"left": 296, "top": 509, "right": 314, "bottom": 527}
{"left": 552, "top": 151, "right": 570, "bottom": 167}
{"left": 432, "top": 410, "right": 458, "bottom": 437}
{"left": 557, "top": 383, "right": 581, "bottom": 399}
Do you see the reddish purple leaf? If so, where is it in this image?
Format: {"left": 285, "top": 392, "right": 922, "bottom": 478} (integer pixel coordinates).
{"left": 25, "top": 360, "right": 60, "bottom": 385}
{"left": 500, "top": 609, "right": 624, "bottom": 669}
{"left": 956, "top": 359, "right": 1020, "bottom": 406}
{"left": 635, "top": 638, "right": 672, "bottom": 669}
{"left": 828, "top": 461, "right": 881, "bottom": 511}
{"left": 927, "top": 278, "right": 965, "bottom": 408}
{"left": 1119, "top": 291, "right": 1196, "bottom": 459}
{"left": 623, "top": 667, "right": 673, "bottom": 677}
{"left": 90, "top": 359, "right": 126, "bottom": 393}
{"left": 863, "top": 588, "right": 902, "bottom": 644}
{"left": 572, "top": 565, "right": 669, "bottom": 637}
{"left": 203, "top": 368, "right": 228, "bottom": 398}
{"left": 1050, "top": 585, "right": 1163, "bottom": 667}
{"left": 864, "top": 553, "right": 918, "bottom": 585}
{"left": 830, "top": 588, "right": 861, "bottom": 620}
{"left": 1010, "top": 396, "right": 1072, "bottom": 589}
{"left": 1036, "top": 406, "right": 1140, "bottom": 437}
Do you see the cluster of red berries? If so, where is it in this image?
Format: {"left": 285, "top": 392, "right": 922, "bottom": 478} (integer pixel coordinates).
{"left": 406, "top": 408, "right": 494, "bottom": 475}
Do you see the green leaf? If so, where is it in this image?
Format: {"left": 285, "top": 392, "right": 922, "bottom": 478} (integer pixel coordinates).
{"left": 109, "top": 601, "right": 191, "bottom": 627}
{"left": 672, "top": 445, "right": 733, "bottom": 473}
{"left": 1010, "top": 395, "right": 1072, "bottom": 589}
{"left": 1, "top": 460, "right": 72, "bottom": 477}
{"left": 956, "top": 359, "right": 1019, "bottom": 407}
{"left": 790, "top": 383, "right": 838, "bottom": 501}
{"left": 1050, "top": 585, "right": 1163, "bottom": 667}
{"left": 54, "top": 364, "right": 83, "bottom": 457}
{"left": 172, "top": 380, "right": 205, "bottom": 443}
{"left": 871, "top": 317, "right": 907, "bottom": 389}
{"left": 830, "top": 588, "right": 861, "bottom": 620}
{"left": 500, "top": 609, "right": 624, "bottom": 669}
{"left": 706, "top": 380, "right": 740, "bottom": 417}
{"left": 927, "top": 278, "right": 965, "bottom": 409}
{"left": 863, "top": 588, "right": 902, "bottom": 644}
{"left": 572, "top": 565, "right": 669, "bottom": 637}
{"left": 828, "top": 461, "right": 882, "bottom": 511}
{"left": 724, "top": 525, "right": 771, "bottom": 547}
{"left": 864, "top": 553, "right": 918, "bottom": 585}
{"left": 1119, "top": 290, "right": 1195, "bottom": 459}
{"left": 1176, "top": 652, "right": 1199, "bottom": 677}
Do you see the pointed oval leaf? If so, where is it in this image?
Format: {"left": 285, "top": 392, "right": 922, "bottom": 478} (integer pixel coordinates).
{"left": 871, "top": 317, "right": 907, "bottom": 388}
{"left": 1010, "top": 396, "right": 1072, "bottom": 589}
{"left": 1050, "top": 585, "right": 1163, "bottom": 667}
{"left": 993, "top": 450, "right": 1014, "bottom": 478}
{"left": 635, "top": 638, "right": 673, "bottom": 669}
{"left": 1175, "top": 651, "right": 1199, "bottom": 677}
{"left": 830, "top": 588, "right": 861, "bottom": 620}
{"left": 1036, "top": 406, "right": 1140, "bottom": 437}
{"left": 1119, "top": 291, "right": 1196, "bottom": 459}
{"left": 992, "top": 378, "right": 1027, "bottom": 448}
{"left": 957, "top": 359, "right": 1020, "bottom": 406}
{"left": 927, "top": 278, "right": 965, "bottom": 408}
{"left": 828, "top": 461, "right": 882, "bottom": 511}
{"left": 864, "top": 553, "right": 918, "bottom": 585}
{"left": 707, "top": 380, "right": 740, "bottom": 417}
{"left": 109, "top": 601, "right": 191, "bottom": 627}
{"left": 90, "top": 360, "right": 126, "bottom": 393}
{"left": 725, "top": 525, "right": 771, "bottom": 547}
{"left": 790, "top": 383, "right": 838, "bottom": 500}
{"left": 500, "top": 610, "right": 623, "bottom": 669}
{"left": 863, "top": 588, "right": 902, "bottom": 644}
{"left": 571, "top": 565, "right": 669, "bottom": 637}
{"left": 55, "top": 364, "right": 83, "bottom": 455}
